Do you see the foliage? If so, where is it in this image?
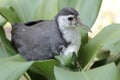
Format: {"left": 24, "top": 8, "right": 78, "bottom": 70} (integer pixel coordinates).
{"left": 0, "top": 0, "right": 120, "bottom": 80}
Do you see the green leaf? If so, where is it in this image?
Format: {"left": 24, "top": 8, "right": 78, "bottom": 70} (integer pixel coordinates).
{"left": 0, "top": 26, "right": 17, "bottom": 57}
{"left": 33, "top": 0, "right": 58, "bottom": 20}
{"left": 0, "top": 54, "right": 26, "bottom": 63}
{"left": 55, "top": 53, "right": 74, "bottom": 67}
{"left": 9, "top": 0, "right": 36, "bottom": 22}
{"left": 0, "top": 62, "right": 32, "bottom": 80}
{"left": 0, "top": 15, "right": 6, "bottom": 26}
{"left": 31, "top": 60, "right": 57, "bottom": 80}
{"left": 54, "top": 63, "right": 120, "bottom": 80}
{"left": 0, "top": 54, "right": 57, "bottom": 80}
{"left": 0, "top": 16, "right": 7, "bottom": 57}
{"left": 101, "top": 34, "right": 120, "bottom": 64}
{"left": 0, "top": 7, "right": 20, "bottom": 24}
{"left": 8, "top": 0, "right": 58, "bottom": 22}
{"left": 0, "top": 0, "right": 9, "bottom": 8}
{"left": 55, "top": 53, "right": 79, "bottom": 71}
{"left": 79, "top": 24, "right": 120, "bottom": 70}
{"left": 0, "top": 55, "right": 33, "bottom": 80}
{"left": 0, "top": 38, "right": 8, "bottom": 57}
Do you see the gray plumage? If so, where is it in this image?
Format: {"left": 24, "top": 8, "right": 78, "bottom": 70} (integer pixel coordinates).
{"left": 11, "top": 7, "right": 90, "bottom": 61}
{"left": 11, "top": 20, "right": 68, "bottom": 61}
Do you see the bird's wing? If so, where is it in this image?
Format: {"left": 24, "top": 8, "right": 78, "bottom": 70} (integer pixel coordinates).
{"left": 11, "top": 20, "right": 67, "bottom": 60}
{"left": 12, "top": 20, "right": 44, "bottom": 28}
{"left": 24, "top": 20, "right": 44, "bottom": 26}
{"left": 11, "top": 20, "right": 53, "bottom": 60}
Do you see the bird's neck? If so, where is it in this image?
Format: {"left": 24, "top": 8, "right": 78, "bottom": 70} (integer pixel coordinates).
{"left": 58, "top": 24, "right": 81, "bottom": 55}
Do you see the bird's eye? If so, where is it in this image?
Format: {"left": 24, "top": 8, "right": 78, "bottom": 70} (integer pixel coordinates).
{"left": 68, "top": 17, "right": 73, "bottom": 21}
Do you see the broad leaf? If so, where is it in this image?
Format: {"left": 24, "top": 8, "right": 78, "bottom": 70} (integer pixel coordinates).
{"left": 31, "top": 60, "right": 57, "bottom": 80}
{"left": 9, "top": 0, "right": 36, "bottom": 22}
{"left": 0, "top": 54, "right": 57, "bottom": 80}
{"left": 0, "top": 27, "right": 17, "bottom": 57}
{"left": 0, "top": 7, "right": 20, "bottom": 24}
{"left": 33, "top": 0, "right": 58, "bottom": 20}
{"left": 55, "top": 53, "right": 74, "bottom": 67}
{"left": 54, "top": 63, "right": 120, "bottom": 80}
{"left": 0, "top": 55, "right": 33, "bottom": 80}
{"left": 55, "top": 53, "right": 80, "bottom": 71}
{"left": 79, "top": 24, "right": 120, "bottom": 70}
{"left": 0, "top": 0, "right": 9, "bottom": 8}
{"left": 0, "top": 0, "right": 58, "bottom": 23}
{"left": 0, "top": 38, "right": 8, "bottom": 57}
{"left": 0, "top": 16, "right": 7, "bottom": 57}
{"left": 0, "top": 15, "right": 6, "bottom": 26}
{"left": 102, "top": 34, "right": 120, "bottom": 64}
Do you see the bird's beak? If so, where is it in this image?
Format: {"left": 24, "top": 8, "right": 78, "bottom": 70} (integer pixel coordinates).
{"left": 77, "top": 18, "right": 91, "bottom": 32}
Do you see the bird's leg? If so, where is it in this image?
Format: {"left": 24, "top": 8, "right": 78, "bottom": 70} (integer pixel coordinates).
{"left": 58, "top": 45, "right": 66, "bottom": 55}
{"left": 75, "top": 60, "right": 82, "bottom": 71}
{"left": 72, "top": 53, "right": 82, "bottom": 71}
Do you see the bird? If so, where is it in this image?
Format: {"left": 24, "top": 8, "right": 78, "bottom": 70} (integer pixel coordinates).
{"left": 11, "top": 7, "right": 91, "bottom": 61}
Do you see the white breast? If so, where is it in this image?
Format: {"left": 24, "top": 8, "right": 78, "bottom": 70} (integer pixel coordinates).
{"left": 61, "top": 27, "right": 81, "bottom": 55}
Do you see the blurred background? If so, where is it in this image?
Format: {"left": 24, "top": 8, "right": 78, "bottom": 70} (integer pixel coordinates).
{"left": 3, "top": 0, "right": 120, "bottom": 40}
{"left": 89, "top": 0, "right": 120, "bottom": 38}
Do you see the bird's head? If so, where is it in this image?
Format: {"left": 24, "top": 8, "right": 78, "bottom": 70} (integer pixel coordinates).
{"left": 55, "top": 7, "right": 91, "bottom": 32}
